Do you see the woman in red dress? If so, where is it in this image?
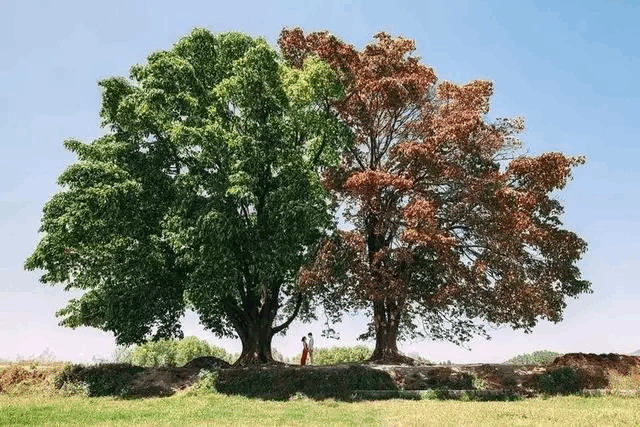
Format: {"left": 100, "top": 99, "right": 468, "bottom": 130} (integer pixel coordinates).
{"left": 300, "top": 336, "right": 309, "bottom": 365}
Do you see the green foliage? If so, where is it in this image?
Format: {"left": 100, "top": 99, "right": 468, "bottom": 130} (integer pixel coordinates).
{"left": 191, "top": 370, "right": 219, "bottom": 394}
{"left": 538, "top": 367, "right": 582, "bottom": 395}
{"left": 419, "top": 389, "right": 441, "bottom": 400}
{"left": 131, "top": 340, "right": 178, "bottom": 367}
{"left": 215, "top": 364, "right": 397, "bottom": 399}
{"left": 24, "top": 27, "right": 350, "bottom": 362}
{"left": 115, "top": 337, "right": 235, "bottom": 367}
{"left": 57, "top": 381, "right": 89, "bottom": 397}
{"left": 314, "top": 346, "right": 373, "bottom": 365}
{"left": 504, "top": 350, "right": 563, "bottom": 365}
{"left": 472, "top": 376, "right": 488, "bottom": 391}
{"left": 289, "top": 345, "right": 373, "bottom": 365}
{"left": 289, "top": 391, "right": 310, "bottom": 401}
{"left": 55, "top": 364, "right": 144, "bottom": 397}
{"left": 111, "top": 345, "right": 134, "bottom": 364}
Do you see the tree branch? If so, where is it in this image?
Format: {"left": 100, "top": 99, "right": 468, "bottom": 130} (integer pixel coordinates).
{"left": 311, "top": 101, "right": 333, "bottom": 165}
{"left": 272, "top": 293, "right": 304, "bottom": 334}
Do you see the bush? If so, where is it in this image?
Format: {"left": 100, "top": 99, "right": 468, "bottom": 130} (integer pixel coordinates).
{"left": 607, "top": 365, "right": 640, "bottom": 391}
{"left": 419, "top": 389, "right": 441, "bottom": 400}
{"left": 0, "top": 363, "right": 66, "bottom": 395}
{"left": 504, "top": 350, "right": 563, "bottom": 365}
{"left": 191, "top": 370, "right": 219, "bottom": 394}
{"left": 55, "top": 363, "right": 144, "bottom": 397}
{"left": 472, "top": 376, "right": 488, "bottom": 391}
{"left": 216, "top": 364, "right": 397, "bottom": 399}
{"left": 289, "top": 345, "right": 373, "bottom": 365}
{"left": 58, "top": 380, "right": 89, "bottom": 397}
{"left": 114, "top": 337, "right": 235, "bottom": 367}
{"left": 538, "top": 367, "right": 582, "bottom": 395}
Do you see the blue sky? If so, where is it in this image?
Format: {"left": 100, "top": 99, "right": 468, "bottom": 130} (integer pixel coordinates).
{"left": 1, "top": 0, "right": 638, "bottom": 363}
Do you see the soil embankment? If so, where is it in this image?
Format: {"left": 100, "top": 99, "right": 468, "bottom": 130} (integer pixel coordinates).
{"left": 7, "top": 352, "right": 639, "bottom": 399}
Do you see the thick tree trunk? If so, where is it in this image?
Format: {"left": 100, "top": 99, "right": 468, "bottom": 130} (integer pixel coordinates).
{"left": 234, "top": 324, "right": 280, "bottom": 366}
{"left": 363, "top": 218, "right": 413, "bottom": 365}
{"left": 368, "top": 300, "right": 414, "bottom": 365}
{"left": 228, "top": 289, "right": 302, "bottom": 367}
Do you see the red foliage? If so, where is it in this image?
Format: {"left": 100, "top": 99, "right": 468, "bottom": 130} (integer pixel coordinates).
{"left": 281, "top": 29, "right": 589, "bottom": 359}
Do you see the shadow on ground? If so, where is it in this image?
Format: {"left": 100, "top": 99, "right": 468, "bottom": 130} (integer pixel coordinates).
{"left": 48, "top": 353, "right": 640, "bottom": 400}
{"left": 216, "top": 364, "right": 399, "bottom": 400}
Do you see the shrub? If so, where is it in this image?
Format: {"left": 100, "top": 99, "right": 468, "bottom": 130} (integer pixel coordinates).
{"left": 114, "top": 337, "right": 235, "bottom": 367}
{"left": 289, "top": 391, "right": 310, "bottom": 401}
{"left": 607, "top": 365, "right": 640, "bottom": 391}
{"left": 58, "top": 380, "right": 89, "bottom": 397}
{"left": 289, "top": 345, "right": 373, "bottom": 365}
{"left": 538, "top": 367, "right": 582, "bottom": 395}
{"left": 504, "top": 350, "right": 563, "bottom": 365}
{"left": 191, "top": 370, "right": 219, "bottom": 394}
{"left": 419, "top": 389, "right": 441, "bottom": 400}
{"left": 132, "top": 340, "right": 178, "bottom": 367}
{"left": 215, "top": 364, "right": 397, "bottom": 399}
{"left": 112, "top": 345, "right": 135, "bottom": 364}
{"left": 472, "top": 376, "right": 488, "bottom": 391}
{"left": 0, "top": 363, "right": 65, "bottom": 395}
{"left": 55, "top": 363, "right": 144, "bottom": 397}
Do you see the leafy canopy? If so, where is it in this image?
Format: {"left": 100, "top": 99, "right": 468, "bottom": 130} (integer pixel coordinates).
{"left": 280, "top": 29, "right": 590, "bottom": 350}
{"left": 25, "top": 28, "right": 350, "bottom": 346}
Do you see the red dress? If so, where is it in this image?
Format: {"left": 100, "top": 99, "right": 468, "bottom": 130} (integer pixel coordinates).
{"left": 300, "top": 342, "right": 309, "bottom": 365}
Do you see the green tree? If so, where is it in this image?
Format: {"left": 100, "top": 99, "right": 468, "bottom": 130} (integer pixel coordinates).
{"left": 288, "top": 345, "right": 372, "bottom": 365}
{"left": 114, "top": 337, "right": 235, "bottom": 367}
{"left": 504, "top": 350, "right": 563, "bottom": 365}
{"left": 25, "top": 28, "right": 349, "bottom": 365}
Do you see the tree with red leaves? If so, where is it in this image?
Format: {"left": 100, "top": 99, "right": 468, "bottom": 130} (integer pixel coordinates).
{"left": 280, "top": 28, "right": 590, "bottom": 365}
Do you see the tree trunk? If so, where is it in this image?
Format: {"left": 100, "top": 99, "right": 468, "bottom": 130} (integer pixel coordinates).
{"left": 233, "top": 323, "right": 281, "bottom": 366}
{"left": 368, "top": 300, "right": 414, "bottom": 365}
{"left": 364, "top": 217, "right": 413, "bottom": 365}
{"left": 229, "top": 288, "right": 302, "bottom": 367}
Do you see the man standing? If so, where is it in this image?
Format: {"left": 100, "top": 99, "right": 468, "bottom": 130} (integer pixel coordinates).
{"left": 307, "top": 333, "right": 314, "bottom": 365}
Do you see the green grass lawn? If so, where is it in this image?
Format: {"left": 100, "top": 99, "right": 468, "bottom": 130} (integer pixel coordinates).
{"left": 2, "top": 393, "right": 640, "bottom": 426}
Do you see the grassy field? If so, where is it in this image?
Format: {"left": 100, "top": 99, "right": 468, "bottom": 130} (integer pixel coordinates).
{"left": 3, "top": 361, "right": 640, "bottom": 426}
{"left": 2, "top": 392, "right": 640, "bottom": 426}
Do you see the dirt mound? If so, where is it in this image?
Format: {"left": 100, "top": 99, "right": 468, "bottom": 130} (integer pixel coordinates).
{"left": 55, "top": 358, "right": 233, "bottom": 397}
{"left": 216, "top": 364, "right": 397, "bottom": 399}
{"left": 182, "top": 356, "right": 231, "bottom": 370}
{"left": 130, "top": 367, "right": 200, "bottom": 397}
{"left": 374, "top": 364, "right": 545, "bottom": 395}
{"left": 551, "top": 353, "right": 640, "bottom": 375}
{"left": 49, "top": 356, "right": 640, "bottom": 399}
{"left": 0, "top": 363, "right": 67, "bottom": 394}
{"left": 549, "top": 353, "right": 640, "bottom": 389}
{"left": 385, "top": 366, "right": 474, "bottom": 390}
{"left": 0, "top": 365, "right": 48, "bottom": 393}
{"left": 55, "top": 363, "right": 146, "bottom": 396}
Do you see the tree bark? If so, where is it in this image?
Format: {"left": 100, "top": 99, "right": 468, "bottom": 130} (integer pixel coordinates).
{"left": 364, "top": 212, "right": 413, "bottom": 365}
{"left": 367, "top": 300, "right": 414, "bottom": 365}
{"left": 229, "top": 290, "right": 303, "bottom": 367}
{"left": 234, "top": 323, "right": 280, "bottom": 366}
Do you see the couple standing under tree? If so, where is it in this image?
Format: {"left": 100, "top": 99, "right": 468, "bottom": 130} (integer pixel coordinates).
{"left": 300, "top": 333, "right": 314, "bottom": 365}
